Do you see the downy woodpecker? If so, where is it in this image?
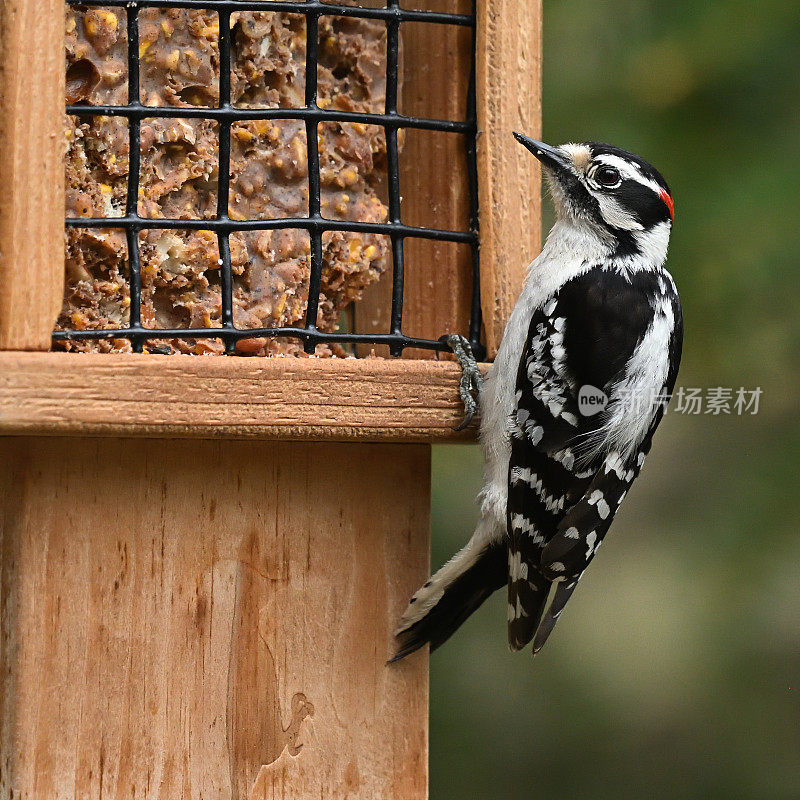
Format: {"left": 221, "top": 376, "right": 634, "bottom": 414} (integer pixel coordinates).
{"left": 393, "top": 135, "right": 682, "bottom": 659}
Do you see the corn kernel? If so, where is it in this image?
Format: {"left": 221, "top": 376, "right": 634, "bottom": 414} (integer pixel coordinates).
{"left": 363, "top": 245, "right": 377, "bottom": 260}
{"left": 161, "top": 20, "right": 174, "bottom": 37}
{"left": 84, "top": 18, "right": 98, "bottom": 37}
{"left": 139, "top": 40, "right": 152, "bottom": 58}
{"left": 233, "top": 127, "right": 254, "bottom": 143}
{"left": 165, "top": 49, "right": 180, "bottom": 70}
{"left": 66, "top": 16, "right": 76, "bottom": 34}
{"left": 201, "top": 24, "right": 219, "bottom": 39}
{"left": 275, "top": 295, "right": 287, "bottom": 315}
{"left": 291, "top": 136, "right": 307, "bottom": 164}
{"left": 98, "top": 10, "right": 117, "bottom": 29}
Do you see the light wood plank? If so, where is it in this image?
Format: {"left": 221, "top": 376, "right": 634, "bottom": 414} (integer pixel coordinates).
{"left": 0, "top": 0, "right": 64, "bottom": 350}
{"left": 476, "top": 0, "right": 542, "bottom": 358}
{"left": 0, "top": 351, "right": 486, "bottom": 441}
{"left": 0, "top": 436, "right": 429, "bottom": 799}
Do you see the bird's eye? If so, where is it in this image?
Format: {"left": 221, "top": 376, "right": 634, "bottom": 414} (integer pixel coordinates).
{"left": 594, "top": 166, "right": 621, "bottom": 187}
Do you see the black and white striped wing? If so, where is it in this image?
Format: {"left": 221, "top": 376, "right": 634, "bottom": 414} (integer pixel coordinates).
{"left": 506, "top": 296, "right": 596, "bottom": 650}
{"left": 507, "top": 266, "right": 683, "bottom": 653}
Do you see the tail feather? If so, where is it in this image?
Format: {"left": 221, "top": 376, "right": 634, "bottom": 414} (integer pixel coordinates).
{"left": 532, "top": 579, "right": 578, "bottom": 654}
{"left": 391, "top": 542, "right": 506, "bottom": 662}
{"left": 507, "top": 542, "right": 551, "bottom": 651}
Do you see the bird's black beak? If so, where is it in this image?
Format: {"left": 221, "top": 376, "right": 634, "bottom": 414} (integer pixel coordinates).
{"left": 513, "top": 132, "right": 572, "bottom": 173}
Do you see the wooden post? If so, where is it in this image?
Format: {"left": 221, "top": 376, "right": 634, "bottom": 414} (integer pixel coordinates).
{"left": 0, "top": 0, "right": 64, "bottom": 350}
{"left": 476, "top": 0, "right": 542, "bottom": 358}
{"left": 0, "top": 437, "right": 429, "bottom": 800}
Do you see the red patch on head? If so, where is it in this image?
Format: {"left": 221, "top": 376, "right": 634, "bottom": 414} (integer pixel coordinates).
{"left": 659, "top": 189, "right": 675, "bottom": 221}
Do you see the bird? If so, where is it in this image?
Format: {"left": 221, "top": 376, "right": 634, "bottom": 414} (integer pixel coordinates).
{"left": 392, "top": 135, "right": 682, "bottom": 660}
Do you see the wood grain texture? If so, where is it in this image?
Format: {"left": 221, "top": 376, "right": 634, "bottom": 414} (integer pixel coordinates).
{"left": 355, "top": 0, "right": 473, "bottom": 359}
{"left": 476, "top": 0, "right": 542, "bottom": 358}
{"left": 0, "top": 351, "right": 486, "bottom": 441}
{"left": 0, "top": 436, "right": 430, "bottom": 800}
{"left": 0, "top": 0, "right": 64, "bottom": 350}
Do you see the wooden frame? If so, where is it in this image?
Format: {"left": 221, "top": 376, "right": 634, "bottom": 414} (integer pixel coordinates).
{"left": 0, "top": 0, "right": 542, "bottom": 436}
{"left": 0, "top": 2, "right": 541, "bottom": 798}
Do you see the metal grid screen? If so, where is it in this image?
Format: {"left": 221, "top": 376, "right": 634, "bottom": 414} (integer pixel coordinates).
{"left": 56, "top": 0, "right": 482, "bottom": 358}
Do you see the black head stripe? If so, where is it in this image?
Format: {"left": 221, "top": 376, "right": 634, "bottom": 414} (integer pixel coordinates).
{"left": 616, "top": 178, "right": 673, "bottom": 228}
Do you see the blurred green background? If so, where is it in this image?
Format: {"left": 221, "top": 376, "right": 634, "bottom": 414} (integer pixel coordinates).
{"left": 428, "top": 2, "right": 800, "bottom": 798}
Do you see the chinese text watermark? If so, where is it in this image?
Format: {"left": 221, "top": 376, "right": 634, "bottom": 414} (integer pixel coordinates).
{"left": 577, "top": 385, "right": 762, "bottom": 417}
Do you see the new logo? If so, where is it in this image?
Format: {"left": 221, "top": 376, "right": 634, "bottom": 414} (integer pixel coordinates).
{"left": 578, "top": 384, "right": 608, "bottom": 416}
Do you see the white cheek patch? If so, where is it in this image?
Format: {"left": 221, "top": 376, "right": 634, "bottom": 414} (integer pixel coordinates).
{"left": 631, "top": 221, "right": 671, "bottom": 264}
{"left": 594, "top": 193, "right": 644, "bottom": 231}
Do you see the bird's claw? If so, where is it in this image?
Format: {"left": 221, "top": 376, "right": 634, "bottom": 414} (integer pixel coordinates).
{"left": 443, "top": 334, "right": 483, "bottom": 431}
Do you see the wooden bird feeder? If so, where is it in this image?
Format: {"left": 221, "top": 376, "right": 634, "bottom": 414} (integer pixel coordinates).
{"left": 0, "top": 0, "right": 540, "bottom": 796}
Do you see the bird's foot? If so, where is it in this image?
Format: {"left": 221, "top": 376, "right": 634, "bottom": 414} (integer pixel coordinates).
{"left": 442, "top": 334, "right": 483, "bottom": 431}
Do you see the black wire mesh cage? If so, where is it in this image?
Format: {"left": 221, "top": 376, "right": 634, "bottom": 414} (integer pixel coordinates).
{"left": 57, "top": 0, "right": 482, "bottom": 359}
